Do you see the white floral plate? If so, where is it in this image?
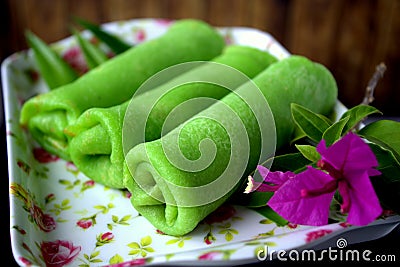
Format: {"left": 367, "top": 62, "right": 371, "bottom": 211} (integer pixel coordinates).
{"left": 3, "top": 18, "right": 400, "bottom": 267}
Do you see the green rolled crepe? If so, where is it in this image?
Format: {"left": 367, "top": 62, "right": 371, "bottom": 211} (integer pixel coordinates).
{"left": 123, "top": 55, "right": 338, "bottom": 236}
{"left": 66, "top": 45, "right": 277, "bottom": 188}
{"left": 19, "top": 19, "right": 225, "bottom": 160}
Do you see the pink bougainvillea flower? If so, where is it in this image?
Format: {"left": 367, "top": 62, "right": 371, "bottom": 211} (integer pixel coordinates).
{"left": 315, "top": 132, "right": 383, "bottom": 225}
{"left": 267, "top": 132, "right": 383, "bottom": 226}
{"left": 244, "top": 165, "right": 295, "bottom": 193}
{"left": 267, "top": 166, "right": 337, "bottom": 225}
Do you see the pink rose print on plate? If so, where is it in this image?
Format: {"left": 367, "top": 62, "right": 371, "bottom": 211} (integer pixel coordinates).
{"left": 134, "top": 28, "right": 146, "bottom": 43}
{"left": 33, "top": 147, "right": 59, "bottom": 163}
{"left": 30, "top": 205, "right": 56, "bottom": 232}
{"left": 76, "top": 219, "right": 93, "bottom": 229}
{"left": 104, "top": 258, "right": 146, "bottom": 267}
{"left": 62, "top": 46, "right": 88, "bottom": 76}
{"left": 18, "top": 256, "right": 32, "bottom": 266}
{"left": 305, "top": 229, "right": 333, "bottom": 243}
{"left": 96, "top": 232, "right": 115, "bottom": 247}
{"left": 40, "top": 240, "right": 81, "bottom": 267}
{"left": 198, "top": 251, "right": 222, "bottom": 260}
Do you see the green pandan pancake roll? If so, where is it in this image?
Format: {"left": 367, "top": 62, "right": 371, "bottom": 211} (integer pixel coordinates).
{"left": 123, "top": 55, "right": 338, "bottom": 236}
{"left": 66, "top": 45, "right": 277, "bottom": 188}
{"left": 19, "top": 19, "right": 225, "bottom": 161}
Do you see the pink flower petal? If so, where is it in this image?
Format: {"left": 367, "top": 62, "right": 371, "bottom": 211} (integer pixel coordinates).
{"left": 257, "top": 165, "right": 294, "bottom": 185}
{"left": 341, "top": 171, "right": 383, "bottom": 225}
{"left": 317, "top": 132, "right": 379, "bottom": 175}
{"left": 268, "top": 167, "right": 335, "bottom": 226}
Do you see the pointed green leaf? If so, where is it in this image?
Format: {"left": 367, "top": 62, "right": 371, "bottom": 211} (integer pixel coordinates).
{"left": 71, "top": 27, "right": 108, "bottom": 69}
{"left": 239, "top": 191, "right": 273, "bottom": 208}
{"left": 295, "top": 144, "right": 320, "bottom": 162}
{"left": 340, "top": 104, "right": 382, "bottom": 133}
{"left": 253, "top": 206, "right": 288, "bottom": 226}
{"left": 74, "top": 17, "right": 131, "bottom": 54}
{"left": 290, "top": 124, "right": 307, "bottom": 144}
{"left": 121, "top": 214, "right": 132, "bottom": 222}
{"left": 259, "top": 218, "right": 273, "bottom": 224}
{"left": 140, "top": 236, "right": 152, "bottom": 246}
{"left": 166, "top": 239, "right": 179, "bottom": 245}
{"left": 358, "top": 120, "right": 400, "bottom": 163}
{"left": 127, "top": 242, "right": 140, "bottom": 249}
{"left": 109, "top": 254, "right": 124, "bottom": 264}
{"left": 270, "top": 152, "right": 311, "bottom": 173}
{"left": 90, "top": 250, "right": 100, "bottom": 258}
{"left": 25, "top": 30, "right": 78, "bottom": 89}
{"left": 225, "top": 232, "right": 234, "bottom": 241}
{"left": 291, "top": 103, "right": 332, "bottom": 143}
{"left": 144, "top": 247, "right": 155, "bottom": 252}
{"left": 368, "top": 143, "right": 400, "bottom": 183}
{"left": 322, "top": 116, "right": 350, "bottom": 146}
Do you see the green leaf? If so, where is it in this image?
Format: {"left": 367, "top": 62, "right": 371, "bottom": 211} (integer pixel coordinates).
{"left": 90, "top": 250, "right": 100, "bottom": 258}
{"left": 74, "top": 17, "right": 131, "bottom": 54}
{"left": 25, "top": 30, "right": 78, "bottom": 89}
{"left": 71, "top": 27, "right": 108, "bottom": 69}
{"left": 290, "top": 124, "right": 307, "bottom": 144}
{"left": 127, "top": 242, "right": 140, "bottom": 249}
{"left": 144, "top": 247, "right": 155, "bottom": 252}
{"left": 253, "top": 206, "right": 288, "bottom": 226}
{"left": 322, "top": 116, "right": 350, "bottom": 146}
{"left": 340, "top": 104, "right": 382, "bottom": 133}
{"left": 295, "top": 144, "right": 320, "bottom": 162}
{"left": 140, "top": 236, "right": 152, "bottom": 246}
{"left": 291, "top": 103, "right": 332, "bottom": 143}
{"left": 225, "top": 232, "right": 234, "bottom": 241}
{"left": 166, "top": 239, "right": 179, "bottom": 245}
{"left": 121, "top": 214, "right": 132, "bottom": 222}
{"left": 239, "top": 191, "right": 273, "bottom": 208}
{"left": 358, "top": 120, "right": 400, "bottom": 163}
{"left": 270, "top": 152, "right": 311, "bottom": 173}
{"left": 109, "top": 254, "right": 124, "bottom": 265}
{"left": 369, "top": 143, "right": 400, "bottom": 183}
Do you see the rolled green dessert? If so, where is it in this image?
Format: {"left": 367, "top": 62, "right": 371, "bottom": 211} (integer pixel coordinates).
{"left": 19, "top": 19, "right": 225, "bottom": 161}
{"left": 66, "top": 45, "right": 277, "bottom": 188}
{"left": 124, "top": 55, "right": 338, "bottom": 236}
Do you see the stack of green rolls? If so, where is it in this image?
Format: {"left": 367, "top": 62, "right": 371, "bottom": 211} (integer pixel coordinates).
{"left": 123, "top": 55, "right": 338, "bottom": 236}
{"left": 19, "top": 18, "right": 340, "bottom": 238}
{"left": 19, "top": 19, "right": 225, "bottom": 160}
{"left": 66, "top": 45, "right": 277, "bottom": 189}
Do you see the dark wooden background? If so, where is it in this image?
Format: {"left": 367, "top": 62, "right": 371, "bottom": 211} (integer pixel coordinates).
{"left": 2, "top": 0, "right": 400, "bottom": 116}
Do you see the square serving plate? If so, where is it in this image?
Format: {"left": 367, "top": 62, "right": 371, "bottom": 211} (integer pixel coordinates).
{"left": 3, "top": 18, "right": 400, "bottom": 267}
